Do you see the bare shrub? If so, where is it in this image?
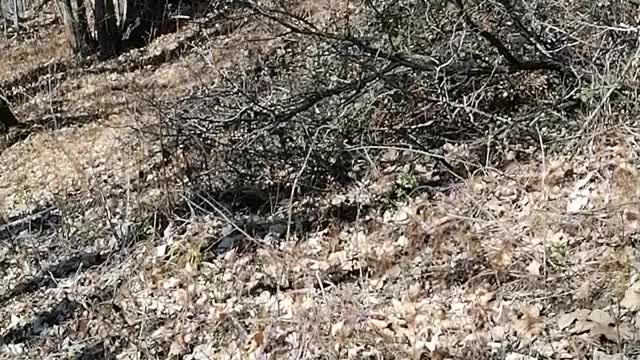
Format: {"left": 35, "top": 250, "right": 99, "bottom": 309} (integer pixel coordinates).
{"left": 156, "top": 0, "right": 640, "bottom": 212}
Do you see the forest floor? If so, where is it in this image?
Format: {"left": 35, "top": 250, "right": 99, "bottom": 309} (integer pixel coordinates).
{"left": 1, "top": 2, "right": 640, "bottom": 360}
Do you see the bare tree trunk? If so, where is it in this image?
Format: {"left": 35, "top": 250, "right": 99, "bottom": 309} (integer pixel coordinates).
{"left": 1, "top": 0, "right": 18, "bottom": 35}
{"left": 56, "top": 0, "right": 95, "bottom": 56}
{"left": 121, "top": 0, "right": 162, "bottom": 43}
{"left": 1, "top": 0, "right": 7, "bottom": 38}
{"left": 95, "top": 0, "right": 119, "bottom": 59}
{"left": 0, "top": 95, "right": 19, "bottom": 133}
{"left": 56, "top": 0, "right": 166, "bottom": 58}
{"left": 11, "top": 0, "right": 17, "bottom": 32}
{"left": 113, "top": 0, "right": 126, "bottom": 30}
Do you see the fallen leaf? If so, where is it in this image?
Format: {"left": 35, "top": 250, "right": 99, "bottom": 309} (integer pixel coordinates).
{"left": 185, "top": 343, "right": 215, "bottom": 360}
{"left": 623, "top": 209, "right": 640, "bottom": 234}
{"left": 408, "top": 282, "right": 423, "bottom": 301}
{"left": 490, "top": 325, "right": 507, "bottom": 341}
{"left": 370, "top": 278, "right": 385, "bottom": 290}
{"left": 169, "top": 334, "right": 189, "bottom": 356}
{"left": 368, "top": 318, "right": 389, "bottom": 330}
{"left": 593, "top": 349, "right": 626, "bottom": 360}
{"left": 567, "top": 188, "right": 590, "bottom": 213}
{"left": 155, "top": 244, "right": 167, "bottom": 257}
{"left": 476, "top": 289, "right": 495, "bottom": 307}
{"left": 589, "top": 323, "right": 633, "bottom": 342}
{"left": 621, "top": 282, "right": 640, "bottom": 311}
{"left": 590, "top": 324, "right": 618, "bottom": 342}
{"left": 253, "top": 330, "right": 264, "bottom": 347}
{"left": 557, "top": 312, "right": 578, "bottom": 330}
{"left": 513, "top": 305, "right": 543, "bottom": 339}
{"left": 589, "top": 309, "right": 614, "bottom": 326}
{"left": 331, "top": 320, "right": 343, "bottom": 337}
{"left": 526, "top": 260, "right": 541, "bottom": 277}
{"left": 571, "top": 320, "right": 593, "bottom": 334}
{"left": 505, "top": 353, "right": 537, "bottom": 360}
{"left": 396, "top": 235, "right": 409, "bottom": 247}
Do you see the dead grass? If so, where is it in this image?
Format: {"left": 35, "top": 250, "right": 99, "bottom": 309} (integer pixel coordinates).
{"left": 0, "top": 27, "right": 70, "bottom": 85}
{"left": 0, "top": 20, "right": 253, "bottom": 217}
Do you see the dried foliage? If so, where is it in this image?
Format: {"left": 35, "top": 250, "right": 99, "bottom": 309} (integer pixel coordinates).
{"left": 158, "top": 0, "right": 640, "bottom": 213}
{"left": 2, "top": 0, "right": 640, "bottom": 359}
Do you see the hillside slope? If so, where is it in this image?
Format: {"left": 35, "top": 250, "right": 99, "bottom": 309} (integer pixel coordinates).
{"left": 1, "top": 1, "right": 640, "bottom": 359}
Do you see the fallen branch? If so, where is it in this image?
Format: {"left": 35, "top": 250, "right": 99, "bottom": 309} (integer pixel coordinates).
{"left": 0, "top": 207, "right": 56, "bottom": 236}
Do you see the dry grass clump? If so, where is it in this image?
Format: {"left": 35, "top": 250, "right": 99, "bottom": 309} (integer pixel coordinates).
{"left": 0, "top": 26, "right": 70, "bottom": 85}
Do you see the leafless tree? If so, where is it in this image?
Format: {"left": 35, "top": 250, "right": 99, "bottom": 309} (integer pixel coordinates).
{"left": 55, "top": 0, "right": 174, "bottom": 59}
{"left": 94, "top": 0, "right": 119, "bottom": 58}
{"left": 1, "top": 0, "right": 25, "bottom": 36}
{"left": 155, "top": 0, "right": 639, "bottom": 211}
{"left": 55, "top": 0, "right": 95, "bottom": 55}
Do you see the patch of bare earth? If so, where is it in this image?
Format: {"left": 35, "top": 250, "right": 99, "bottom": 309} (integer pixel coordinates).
{"left": 0, "top": 16, "right": 254, "bottom": 215}
{"left": 0, "top": 19, "right": 69, "bottom": 87}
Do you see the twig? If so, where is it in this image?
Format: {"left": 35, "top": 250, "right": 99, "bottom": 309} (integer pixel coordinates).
{"left": 576, "top": 46, "right": 640, "bottom": 137}
{"left": 453, "top": 0, "right": 566, "bottom": 74}
{"left": 346, "top": 145, "right": 469, "bottom": 182}
{"left": 187, "top": 193, "right": 263, "bottom": 246}
{"left": 536, "top": 123, "right": 548, "bottom": 285}
{"left": 0, "top": 206, "right": 56, "bottom": 233}
{"left": 285, "top": 135, "right": 314, "bottom": 241}
{"left": 285, "top": 124, "right": 336, "bottom": 240}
